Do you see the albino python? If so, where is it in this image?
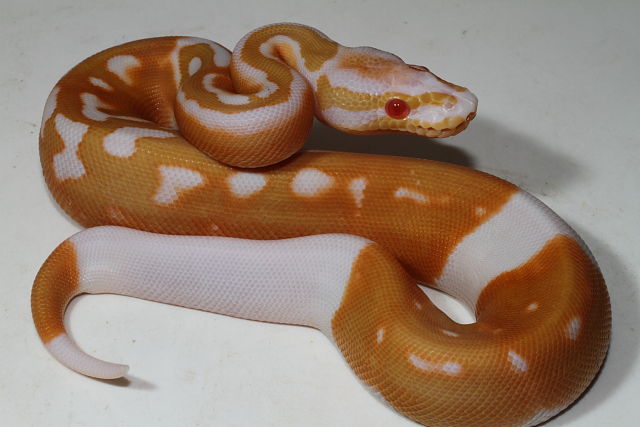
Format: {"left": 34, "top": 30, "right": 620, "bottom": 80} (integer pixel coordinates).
{"left": 32, "top": 23, "right": 610, "bottom": 426}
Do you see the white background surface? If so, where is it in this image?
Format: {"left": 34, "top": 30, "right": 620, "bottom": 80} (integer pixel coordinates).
{"left": 1, "top": 0, "right": 638, "bottom": 426}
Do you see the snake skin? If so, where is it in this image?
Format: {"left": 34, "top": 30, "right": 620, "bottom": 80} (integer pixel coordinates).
{"left": 32, "top": 23, "right": 610, "bottom": 427}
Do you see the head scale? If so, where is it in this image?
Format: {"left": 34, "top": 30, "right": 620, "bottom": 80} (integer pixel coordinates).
{"left": 317, "top": 46, "right": 478, "bottom": 138}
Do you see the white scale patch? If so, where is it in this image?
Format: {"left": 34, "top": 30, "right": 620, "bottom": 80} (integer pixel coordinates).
{"left": 234, "top": 35, "right": 283, "bottom": 98}
{"left": 326, "top": 46, "right": 477, "bottom": 104}
{"left": 323, "top": 47, "right": 404, "bottom": 94}
{"left": 171, "top": 37, "right": 231, "bottom": 88}
{"left": 409, "top": 354, "right": 461, "bottom": 376}
{"left": 291, "top": 168, "right": 333, "bottom": 196}
{"left": 89, "top": 77, "right": 113, "bottom": 91}
{"left": 107, "top": 55, "right": 141, "bottom": 85}
{"left": 45, "top": 333, "right": 129, "bottom": 379}
{"left": 248, "top": 69, "right": 279, "bottom": 99}
{"left": 188, "top": 57, "right": 202, "bottom": 76}
{"left": 203, "top": 74, "right": 251, "bottom": 105}
{"left": 409, "top": 353, "right": 434, "bottom": 371}
{"left": 435, "top": 191, "right": 590, "bottom": 309}
{"left": 53, "top": 114, "right": 89, "bottom": 180}
{"left": 442, "top": 329, "right": 460, "bottom": 337}
{"left": 566, "top": 317, "right": 582, "bottom": 340}
{"left": 442, "top": 362, "right": 462, "bottom": 376}
{"left": 153, "top": 166, "right": 204, "bottom": 205}
{"left": 508, "top": 350, "right": 528, "bottom": 372}
{"left": 81, "top": 93, "right": 110, "bottom": 121}
{"left": 349, "top": 178, "right": 367, "bottom": 208}
{"left": 376, "top": 327, "right": 385, "bottom": 344}
{"left": 106, "top": 206, "right": 127, "bottom": 222}
{"left": 527, "top": 302, "right": 539, "bottom": 312}
{"left": 320, "top": 107, "right": 378, "bottom": 131}
{"left": 259, "top": 35, "right": 305, "bottom": 71}
{"left": 41, "top": 86, "right": 60, "bottom": 137}
{"left": 81, "top": 92, "right": 149, "bottom": 123}
{"left": 411, "top": 103, "right": 468, "bottom": 127}
{"left": 227, "top": 172, "right": 267, "bottom": 197}
{"left": 394, "top": 187, "right": 428, "bottom": 204}
{"left": 178, "top": 75, "right": 305, "bottom": 136}
{"left": 103, "top": 127, "right": 175, "bottom": 158}
{"left": 71, "top": 227, "right": 371, "bottom": 339}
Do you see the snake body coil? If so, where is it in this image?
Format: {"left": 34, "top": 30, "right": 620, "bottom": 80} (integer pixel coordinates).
{"left": 32, "top": 23, "right": 610, "bottom": 426}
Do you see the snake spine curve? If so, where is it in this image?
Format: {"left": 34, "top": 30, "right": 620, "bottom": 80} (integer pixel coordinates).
{"left": 32, "top": 23, "right": 610, "bottom": 426}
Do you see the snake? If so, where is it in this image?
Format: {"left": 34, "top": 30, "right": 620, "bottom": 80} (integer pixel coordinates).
{"left": 31, "top": 23, "right": 610, "bottom": 426}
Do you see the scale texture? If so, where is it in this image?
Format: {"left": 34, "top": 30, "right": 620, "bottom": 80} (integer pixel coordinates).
{"left": 32, "top": 23, "right": 610, "bottom": 427}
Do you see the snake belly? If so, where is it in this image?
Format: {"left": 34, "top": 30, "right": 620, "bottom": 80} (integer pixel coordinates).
{"left": 32, "top": 23, "right": 610, "bottom": 427}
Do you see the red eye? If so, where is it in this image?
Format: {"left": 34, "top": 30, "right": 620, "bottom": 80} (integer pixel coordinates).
{"left": 385, "top": 98, "right": 410, "bottom": 119}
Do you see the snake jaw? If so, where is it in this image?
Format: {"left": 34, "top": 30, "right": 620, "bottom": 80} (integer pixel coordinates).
{"left": 403, "top": 85, "right": 478, "bottom": 138}
{"left": 412, "top": 110, "right": 477, "bottom": 138}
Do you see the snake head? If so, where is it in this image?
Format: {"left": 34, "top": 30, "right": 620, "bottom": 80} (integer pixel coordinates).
{"left": 316, "top": 46, "right": 478, "bottom": 138}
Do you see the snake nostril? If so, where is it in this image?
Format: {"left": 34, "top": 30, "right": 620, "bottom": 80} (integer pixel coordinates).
{"left": 408, "top": 64, "right": 429, "bottom": 72}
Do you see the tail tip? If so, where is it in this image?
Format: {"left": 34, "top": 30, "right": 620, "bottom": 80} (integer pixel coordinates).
{"left": 45, "top": 333, "right": 129, "bottom": 379}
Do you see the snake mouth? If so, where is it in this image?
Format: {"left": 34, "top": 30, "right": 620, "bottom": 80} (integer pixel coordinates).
{"left": 405, "top": 111, "right": 477, "bottom": 138}
{"left": 331, "top": 112, "right": 477, "bottom": 138}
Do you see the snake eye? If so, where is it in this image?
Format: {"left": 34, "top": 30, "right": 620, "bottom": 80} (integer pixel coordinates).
{"left": 385, "top": 98, "right": 410, "bottom": 120}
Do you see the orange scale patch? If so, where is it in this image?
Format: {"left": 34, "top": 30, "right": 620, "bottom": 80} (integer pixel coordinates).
{"left": 337, "top": 51, "right": 401, "bottom": 79}
{"left": 175, "top": 41, "right": 231, "bottom": 84}
{"left": 175, "top": 99, "right": 314, "bottom": 168}
{"left": 237, "top": 24, "right": 339, "bottom": 74}
{"left": 31, "top": 240, "right": 79, "bottom": 344}
{"left": 331, "top": 234, "right": 610, "bottom": 426}
{"left": 475, "top": 235, "right": 611, "bottom": 422}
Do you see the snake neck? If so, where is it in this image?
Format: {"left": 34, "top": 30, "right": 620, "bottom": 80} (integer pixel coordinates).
{"left": 175, "top": 24, "right": 341, "bottom": 167}
{"left": 230, "top": 23, "right": 339, "bottom": 93}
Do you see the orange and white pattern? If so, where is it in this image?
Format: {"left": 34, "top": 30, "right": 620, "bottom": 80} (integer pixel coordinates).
{"left": 32, "top": 23, "right": 609, "bottom": 427}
